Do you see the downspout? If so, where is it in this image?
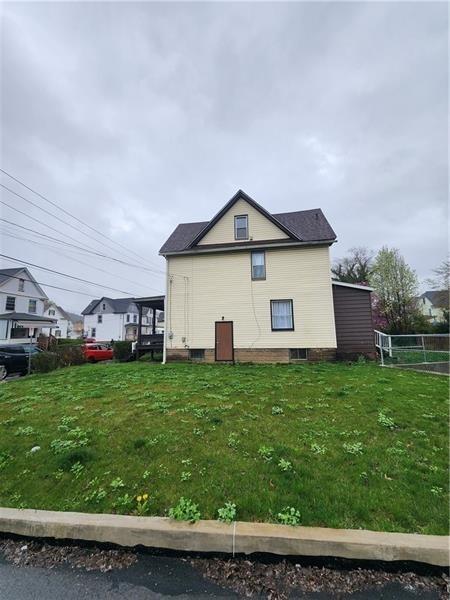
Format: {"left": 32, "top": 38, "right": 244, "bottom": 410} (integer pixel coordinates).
{"left": 162, "top": 257, "right": 169, "bottom": 365}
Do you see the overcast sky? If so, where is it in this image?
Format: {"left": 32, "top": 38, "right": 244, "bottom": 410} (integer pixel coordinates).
{"left": 1, "top": 1, "right": 447, "bottom": 312}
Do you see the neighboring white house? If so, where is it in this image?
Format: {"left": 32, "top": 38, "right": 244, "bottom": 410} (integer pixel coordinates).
{"left": 42, "top": 301, "right": 83, "bottom": 339}
{"left": 0, "top": 267, "right": 56, "bottom": 344}
{"left": 417, "top": 290, "right": 449, "bottom": 324}
{"left": 159, "top": 189, "right": 339, "bottom": 363}
{"left": 82, "top": 297, "right": 162, "bottom": 341}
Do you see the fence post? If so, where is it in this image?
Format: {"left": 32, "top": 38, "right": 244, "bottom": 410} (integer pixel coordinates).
{"left": 421, "top": 336, "right": 426, "bottom": 363}
{"left": 388, "top": 335, "right": 392, "bottom": 359}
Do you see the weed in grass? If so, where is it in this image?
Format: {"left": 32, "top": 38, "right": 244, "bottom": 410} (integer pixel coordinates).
{"left": 343, "top": 442, "right": 364, "bottom": 455}
{"left": 258, "top": 446, "right": 274, "bottom": 462}
{"left": 431, "top": 487, "right": 443, "bottom": 496}
{"left": 113, "top": 493, "right": 134, "bottom": 514}
{"left": 181, "top": 471, "right": 192, "bottom": 482}
{"left": 70, "top": 462, "right": 84, "bottom": 479}
{"left": 217, "top": 502, "right": 236, "bottom": 523}
{"left": 278, "top": 458, "right": 293, "bottom": 472}
{"left": 310, "top": 443, "right": 327, "bottom": 455}
{"left": 132, "top": 438, "right": 147, "bottom": 450}
{"left": 53, "top": 469, "right": 64, "bottom": 480}
{"left": 57, "top": 449, "right": 94, "bottom": 471}
{"left": 142, "top": 470, "right": 151, "bottom": 480}
{"left": 110, "top": 477, "right": 125, "bottom": 490}
{"left": 277, "top": 507, "right": 301, "bottom": 526}
{"left": 378, "top": 411, "right": 396, "bottom": 429}
{"left": 0, "top": 452, "right": 11, "bottom": 470}
{"left": 168, "top": 497, "right": 201, "bottom": 522}
{"left": 135, "top": 493, "right": 150, "bottom": 516}
{"left": 271, "top": 406, "right": 284, "bottom": 416}
{"left": 14, "top": 426, "right": 35, "bottom": 437}
{"left": 227, "top": 432, "right": 239, "bottom": 449}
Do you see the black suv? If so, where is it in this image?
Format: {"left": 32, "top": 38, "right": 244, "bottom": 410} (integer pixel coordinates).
{"left": 0, "top": 345, "right": 42, "bottom": 380}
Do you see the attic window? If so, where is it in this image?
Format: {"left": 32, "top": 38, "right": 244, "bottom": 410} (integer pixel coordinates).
{"left": 18, "top": 279, "right": 25, "bottom": 292}
{"left": 234, "top": 215, "right": 248, "bottom": 240}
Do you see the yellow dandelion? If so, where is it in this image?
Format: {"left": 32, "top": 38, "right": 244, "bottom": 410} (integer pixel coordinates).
{"left": 137, "top": 495, "right": 142, "bottom": 502}
{"left": 142, "top": 494, "right": 149, "bottom": 501}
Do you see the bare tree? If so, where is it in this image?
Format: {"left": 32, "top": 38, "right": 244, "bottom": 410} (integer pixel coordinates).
{"left": 426, "top": 259, "right": 450, "bottom": 290}
{"left": 332, "top": 247, "right": 374, "bottom": 284}
{"left": 370, "top": 247, "right": 419, "bottom": 334}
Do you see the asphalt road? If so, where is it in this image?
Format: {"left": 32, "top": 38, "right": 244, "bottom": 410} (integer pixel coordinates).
{"left": 0, "top": 553, "right": 443, "bottom": 600}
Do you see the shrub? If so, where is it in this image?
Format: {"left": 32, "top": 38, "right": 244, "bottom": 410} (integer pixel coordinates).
{"left": 32, "top": 346, "right": 86, "bottom": 374}
{"left": 57, "top": 338, "right": 85, "bottom": 346}
{"left": 56, "top": 345, "right": 86, "bottom": 366}
{"left": 31, "top": 351, "right": 60, "bottom": 373}
{"left": 113, "top": 341, "right": 132, "bottom": 361}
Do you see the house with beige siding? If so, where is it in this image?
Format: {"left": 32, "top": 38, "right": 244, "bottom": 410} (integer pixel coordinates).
{"left": 159, "top": 190, "right": 344, "bottom": 363}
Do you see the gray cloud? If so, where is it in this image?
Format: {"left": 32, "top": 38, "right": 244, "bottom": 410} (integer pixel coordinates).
{"left": 1, "top": 1, "right": 447, "bottom": 311}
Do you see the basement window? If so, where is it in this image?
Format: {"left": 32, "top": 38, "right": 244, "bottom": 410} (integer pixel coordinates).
{"left": 290, "top": 348, "right": 308, "bottom": 360}
{"left": 189, "top": 349, "right": 205, "bottom": 361}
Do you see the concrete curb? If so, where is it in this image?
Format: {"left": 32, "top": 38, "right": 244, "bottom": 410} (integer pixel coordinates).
{"left": 0, "top": 508, "right": 448, "bottom": 567}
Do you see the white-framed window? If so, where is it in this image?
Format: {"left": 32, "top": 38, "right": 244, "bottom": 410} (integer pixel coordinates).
{"left": 234, "top": 215, "right": 248, "bottom": 240}
{"left": 49, "top": 309, "right": 56, "bottom": 316}
{"left": 6, "top": 296, "right": 15, "bottom": 311}
{"left": 91, "top": 327, "right": 96, "bottom": 337}
{"left": 270, "top": 299, "right": 294, "bottom": 331}
{"left": 133, "top": 314, "right": 137, "bottom": 323}
{"left": 28, "top": 299, "right": 37, "bottom": 313}
{"left": 251, "top": 251, "right": 266, "bottom": 280}
{"left": 18, "top": 279, "right": 25, "bottom": 292}
{"left": 55, "top": 330, "right": 61, "bottom": 337}
{"left": 126, "top": 314, "right": 130, "bottom": 323}
{"left": 98, "top": 314, "right": 103, "bottom": 323}
{"left": 102, "top": 303, "right": 106, "bottom": 310}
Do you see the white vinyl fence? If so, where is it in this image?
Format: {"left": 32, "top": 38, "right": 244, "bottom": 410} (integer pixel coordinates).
{"left": 374, "top": 330, "right": 450, "bottom": 367}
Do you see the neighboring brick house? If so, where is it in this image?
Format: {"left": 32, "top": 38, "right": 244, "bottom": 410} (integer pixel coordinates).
{"left": 159, "top": 189, "right": 373, "bottom": 363}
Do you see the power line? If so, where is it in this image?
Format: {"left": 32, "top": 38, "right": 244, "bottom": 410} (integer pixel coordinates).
{"left": 0, "top": 182, "right": 153, "bottom": 268}
{"left": 3, "top": 272, "right": 109, "bottom": 299}
{"left": 0, "top": 210, "right": 166, "bottom": 277}
{"left": 0, "top": 254, "right": 143, "bottom": 296}
{"left": 0, "top": 167, "right": 167, "bottom": 271}
{"left": 0, "top": 228, "right": 164, "bottom": 295}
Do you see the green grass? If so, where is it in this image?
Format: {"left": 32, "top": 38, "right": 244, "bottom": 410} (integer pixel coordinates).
{"left": 0, "top": 361, "right": 448, "bottom": 534}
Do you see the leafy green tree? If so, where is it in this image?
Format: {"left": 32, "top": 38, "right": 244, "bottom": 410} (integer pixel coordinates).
{"left": 332, "top": 247, "right": 374, "bottom": 284}
{"left": 370, "top": 247, "right": 419, "bottom": 334}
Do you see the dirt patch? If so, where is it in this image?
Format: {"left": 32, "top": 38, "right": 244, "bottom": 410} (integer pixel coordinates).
{"left": 191, "top": 557, "right": 449, "bottom": 600}
{"left": 0, "top": 537, "right": 137, "bottom": 572}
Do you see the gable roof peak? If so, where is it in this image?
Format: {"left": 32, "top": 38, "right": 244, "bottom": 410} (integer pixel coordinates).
{"left": 188, "top": 189, "right": 300, "bottom": 248}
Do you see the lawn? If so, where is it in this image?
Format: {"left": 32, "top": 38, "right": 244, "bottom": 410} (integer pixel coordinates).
{"left": 0, "top": 361, "right": 448, "bottom": 534}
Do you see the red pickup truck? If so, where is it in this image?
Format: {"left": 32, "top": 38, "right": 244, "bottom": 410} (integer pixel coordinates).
{"left": 83, "top": 343, "right": 113, "bottom": 363}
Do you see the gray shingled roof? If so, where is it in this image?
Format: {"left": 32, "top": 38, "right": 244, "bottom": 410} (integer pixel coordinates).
{"left": 0, "top": 312, "right": 57, "bottom": 322}
{"left": 159, "top": 204, "right": 336, "bottom": 255}
{"left": 421, "top": 290, "right": 449, "bottom": 309}
{"left": 81, "top": 297, "right": 137, "bottom": 315}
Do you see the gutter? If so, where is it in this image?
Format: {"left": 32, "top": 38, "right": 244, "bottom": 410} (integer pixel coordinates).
{"left": 160, "top": 239, "right": 337, "bottom": 258}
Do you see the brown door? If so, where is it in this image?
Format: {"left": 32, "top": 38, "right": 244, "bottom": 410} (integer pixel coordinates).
{"left": 215, "top": 321, "right": 234, "bottom": 362}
